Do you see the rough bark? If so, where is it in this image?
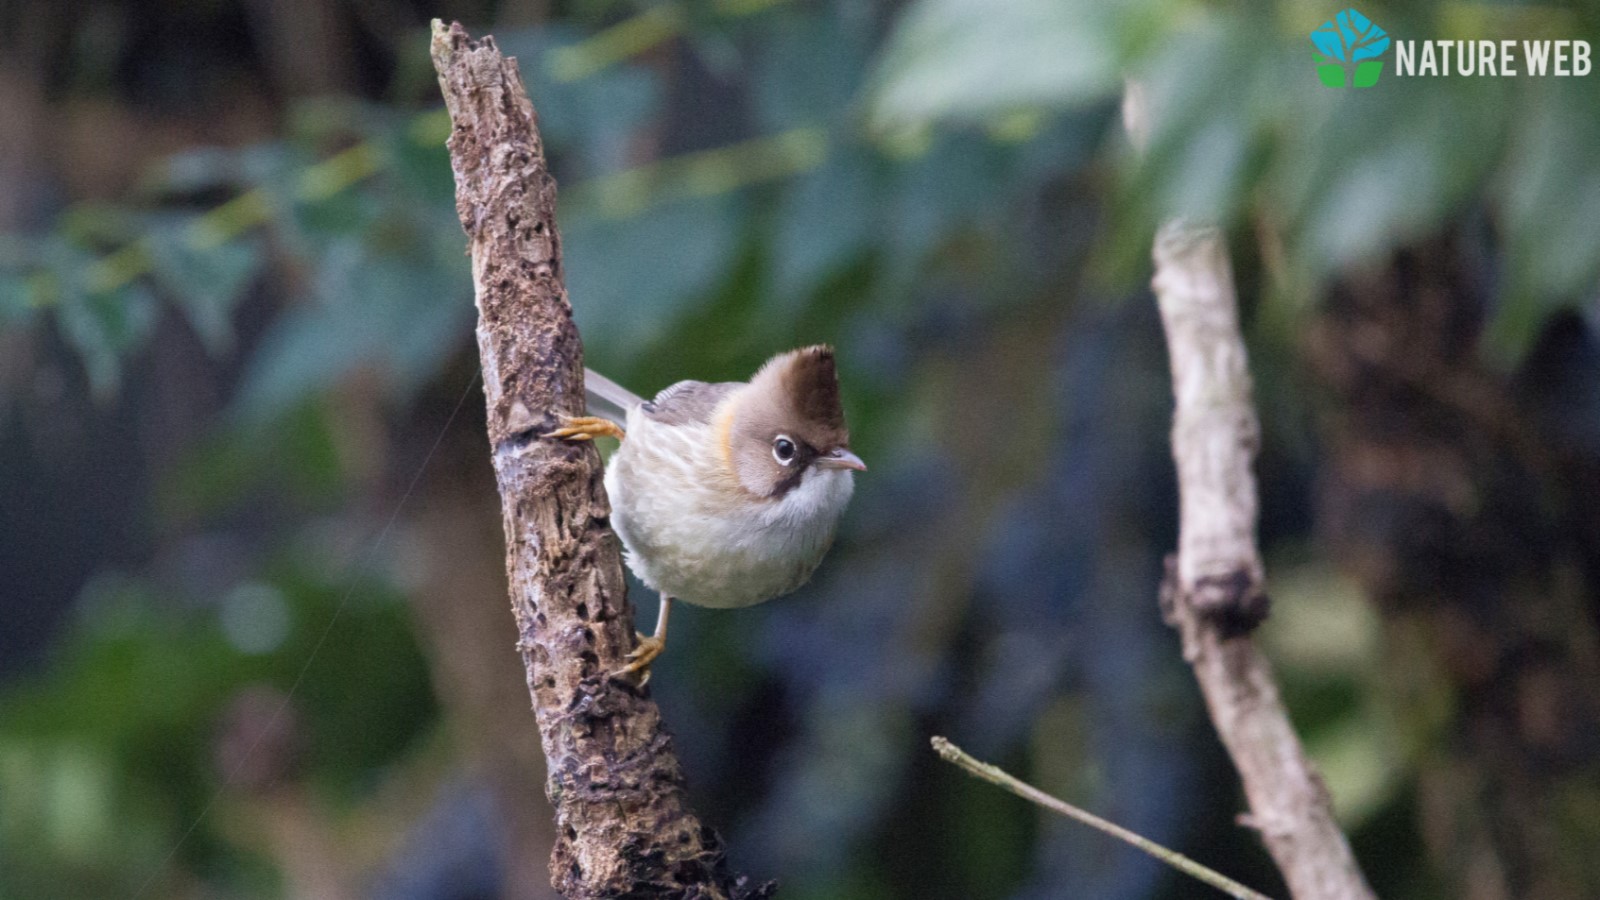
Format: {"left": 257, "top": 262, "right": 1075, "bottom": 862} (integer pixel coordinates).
{"left": 1152, "top": 220, "right": 1376, "bottom": 900}
{"left": 430, "top": 21, "right": 771, "bottom": 898}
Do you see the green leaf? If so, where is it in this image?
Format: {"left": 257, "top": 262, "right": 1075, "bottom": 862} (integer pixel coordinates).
{"left": 867, "top": 0, "right": 1135, "bottom": 131}
{"left": 56, "top": 285, "right": 159, "bottom": 400}
{"left": 43, "top": 239, "right": 158, "bottom": 399}
{"left": 1129, "top": 21, "right": 1276, "bottom": 227}
{"left": 233, "top": 237, "right": 467, "bottom": 422}
{"left": 1287, "top": 77, "right": 1508, "bottom": 273}
{"left": 1494, "top": 78, "right": 1600, "bottom": 360}
{"left": 146, "top": 226, "right": 262, "bottom": 355}
{"left": 233, "top": 240, "right": 468, "bottom": 422}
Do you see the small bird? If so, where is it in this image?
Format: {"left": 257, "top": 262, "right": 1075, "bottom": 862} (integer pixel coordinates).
{"left": 547, "top": 345, "right": 865, "bottom": 681}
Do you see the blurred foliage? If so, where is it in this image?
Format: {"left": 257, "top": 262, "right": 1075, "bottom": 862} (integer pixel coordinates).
{"left": 0, "top": 565, "right": 434, "bottom": 897}
{"left": 1, "top": 0, "right": 1597, "bottom": 897}
{"left": 4, "top": 1, "right": 1595, "bottom": 393}
{"left": 870, "top": 0, "right": 1600, "bottom": 358}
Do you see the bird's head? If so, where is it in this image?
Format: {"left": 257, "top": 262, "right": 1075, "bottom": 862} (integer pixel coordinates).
{"left": 723, "top": 345, "right": 865, "bottom": 498}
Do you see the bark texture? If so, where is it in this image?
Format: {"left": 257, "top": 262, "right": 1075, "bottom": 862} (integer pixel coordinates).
{"left": 430, "top": 21, "right": 771, "bottom": 899}
{"left": 1152, "top": 220, "right": 1376, "bottom": 900}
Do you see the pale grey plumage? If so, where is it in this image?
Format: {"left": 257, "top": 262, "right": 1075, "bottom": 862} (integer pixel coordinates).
{"left": 584, "top": 349, "right": 860, "bottom": 609}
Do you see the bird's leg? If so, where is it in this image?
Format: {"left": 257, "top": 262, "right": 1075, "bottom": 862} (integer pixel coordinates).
{"left": 614, "top": 595, "right": 670, "bottom": 685}
{"left": 544, "top": 415, "right": 626, "bottom": 442}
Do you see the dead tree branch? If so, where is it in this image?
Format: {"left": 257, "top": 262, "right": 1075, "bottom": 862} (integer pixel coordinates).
{"left": 430, "top": 21, "right": 771, "bottom": 898}
{"left": 1122, "top": 78, "right": 1375, "bottom": 900}
{"left": 1152, "top": 219, "right": 1376, "bottom": 900}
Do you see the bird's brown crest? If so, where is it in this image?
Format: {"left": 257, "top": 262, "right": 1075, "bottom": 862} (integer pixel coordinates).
{"left": 759, "top": 345, "right": 847, "bottom": 443}
{"left": 726, "top": 345, "right": 854, "bottom": 498}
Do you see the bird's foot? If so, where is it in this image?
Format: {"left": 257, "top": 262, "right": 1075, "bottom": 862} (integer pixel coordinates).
{"left": 544, "top": 415, "right": 625, "bottom": 442}
{"left": 612, "top": 632, "right": 666, "bottom": 686}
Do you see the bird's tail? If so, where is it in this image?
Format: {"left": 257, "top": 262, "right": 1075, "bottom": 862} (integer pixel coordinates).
{"left": 584, "top": 368, "right": 643, "bottom": 426}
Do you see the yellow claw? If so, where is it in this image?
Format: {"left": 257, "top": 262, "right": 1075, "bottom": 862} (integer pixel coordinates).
{"left": 611, "top": 596, "right": 671, "bottom": 686}
{"left": 615, "top": 634, "right": 666, "bottom": 686}
{"left": 544, "top": 415, "right": 625, "bottom": 442}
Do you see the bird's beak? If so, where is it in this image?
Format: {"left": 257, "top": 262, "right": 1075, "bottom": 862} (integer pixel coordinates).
{"left": 816, "top": 448, "right": 867, "bottom": 472}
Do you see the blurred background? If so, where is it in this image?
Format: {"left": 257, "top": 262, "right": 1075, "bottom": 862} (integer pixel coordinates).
{"left": 3, "top": 0, "right": 1600, "bottom": 898}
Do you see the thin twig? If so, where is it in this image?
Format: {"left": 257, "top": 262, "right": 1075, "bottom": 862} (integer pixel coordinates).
{"left": 931, "top": 737, "right": 1275, "bottom": 900}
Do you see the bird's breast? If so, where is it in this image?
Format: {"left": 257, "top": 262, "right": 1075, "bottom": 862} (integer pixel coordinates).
{"left": 604, "top": 413, "right": 853, "bottom": 608}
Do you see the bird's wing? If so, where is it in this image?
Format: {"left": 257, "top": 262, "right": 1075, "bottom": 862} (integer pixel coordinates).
{"left": 584, "top": 370, "right": 741, "bottom": 428}
{"left": 583, "top": 368, "right": 645, "bottom": 426}
{"left": 642, "top": 380, "right": 741, "bottom": 427}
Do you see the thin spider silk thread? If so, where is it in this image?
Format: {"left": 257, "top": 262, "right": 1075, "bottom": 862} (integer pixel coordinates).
{"left": 129, "top": 368, "right": 482, "bottom": 899}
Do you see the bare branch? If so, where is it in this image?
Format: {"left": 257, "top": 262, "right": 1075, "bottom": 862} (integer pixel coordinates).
{"left": 430, "top": 21, "right": 770, "bottom": 898}
{"left": 1125, "top": 74, "right": 1374, "bottom": 899}
{"left": 1152, "top": 219, "right": 1376, "bottom": 900}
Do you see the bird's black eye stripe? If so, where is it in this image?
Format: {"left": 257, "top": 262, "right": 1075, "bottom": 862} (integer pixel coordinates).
{"left": 773, "top": 436, "right": 797, "bottom": 465}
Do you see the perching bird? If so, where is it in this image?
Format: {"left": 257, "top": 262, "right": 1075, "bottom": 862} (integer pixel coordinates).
{"left": 547, "top": 346, "right": 865, "bottom": 681}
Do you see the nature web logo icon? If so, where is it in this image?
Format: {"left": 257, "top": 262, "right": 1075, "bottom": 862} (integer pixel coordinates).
{"left": 1312, "top": 9, "right": 1391, "bottom": 87}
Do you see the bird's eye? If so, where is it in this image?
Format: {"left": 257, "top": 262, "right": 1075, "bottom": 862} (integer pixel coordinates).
{"left": 773, "top": 436, "right": 797, "bottom": 465}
